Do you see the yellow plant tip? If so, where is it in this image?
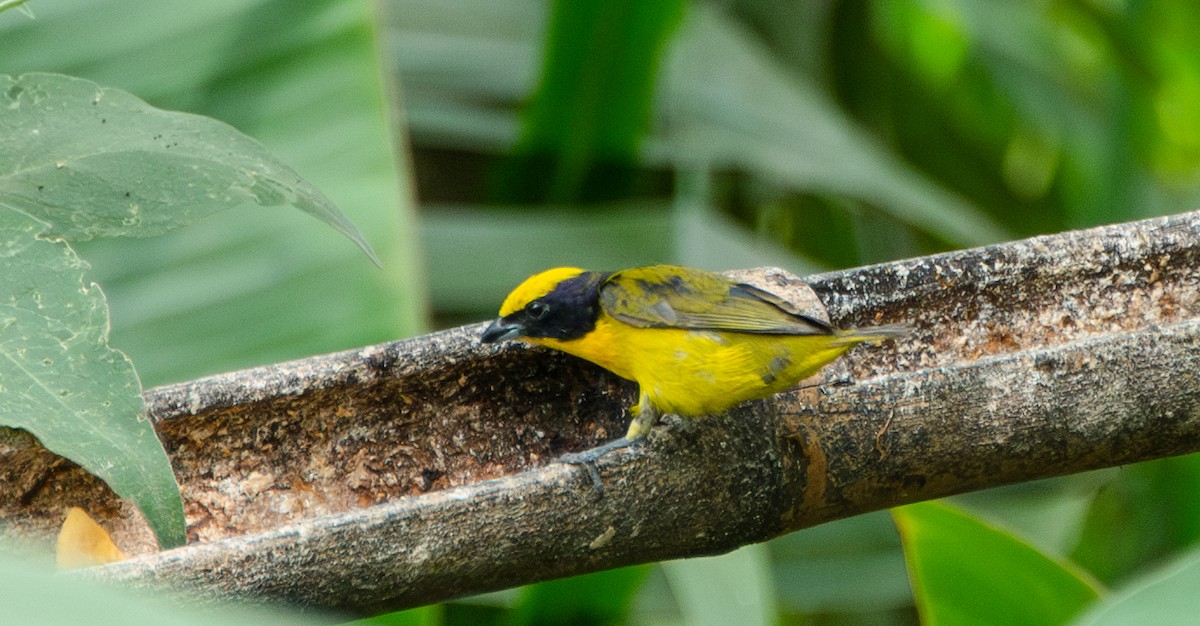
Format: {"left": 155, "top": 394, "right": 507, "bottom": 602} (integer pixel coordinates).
{"left": 56, "top": 506, "right": 128, "bottom": 570}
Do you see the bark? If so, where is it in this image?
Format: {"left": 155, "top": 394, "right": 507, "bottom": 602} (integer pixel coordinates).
{"left": 3, "top": 211, "right": 1200, "bottom": 611}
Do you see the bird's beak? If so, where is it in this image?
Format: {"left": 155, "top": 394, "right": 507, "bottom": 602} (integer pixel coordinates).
{"left": 481, "top": 317, "right": 524, "bottom": 344}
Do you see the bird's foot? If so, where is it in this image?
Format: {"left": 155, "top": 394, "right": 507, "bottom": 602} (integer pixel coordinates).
{"left": 558, "top": 437, "right": 640, "bottom": 492}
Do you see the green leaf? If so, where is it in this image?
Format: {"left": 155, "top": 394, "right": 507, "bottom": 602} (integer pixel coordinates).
{"left": 0, "top": 209, "right": 184, "bottom": 548}
{"left": 0, "top": 0, "right": 31, "bottom": 16}
{"left": 2, "top": 0, "right": 424, "bottom": 387}
{"left": 0, "top": 4, "right": 413, "bottom": 547}
{"left": 1071, "top": 547, "right": 1200, "bottom": 625}
{"left": 0, "top": 72, "right": 376, "bottom": 264}
{"left": 493, "top": 0, "right": 686, "bottom": 204}
{"left": 953, "top": 475, "right": 1107, "bottom": 558}
{"left": 1071, "top": 455, "right": 1200, "bottom": 584}
{"left": 511, "top": 565, "right": 650, "bottom": 626}
{"left": 662, "top": 4, "right": 1011, "bottom": 249}
{"left": 894, "top": 501, "right": 1102, "bottom": 626}
{"left": 340, "top": 605, "right": 443, "bottom": 626}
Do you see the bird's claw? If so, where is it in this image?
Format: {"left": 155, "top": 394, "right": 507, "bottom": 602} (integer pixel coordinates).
{"left": 558, "top": 437, "right": 638, "bottom": 493}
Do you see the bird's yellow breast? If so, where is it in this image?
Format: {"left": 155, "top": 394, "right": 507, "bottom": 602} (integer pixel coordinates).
{"left": 528, "top": 314, "right": 852, "bottom": 416}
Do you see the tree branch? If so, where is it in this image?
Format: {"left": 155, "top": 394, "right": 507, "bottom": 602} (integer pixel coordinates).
{"left": 4, "top": 211, "right": 1200, "bottom": 610}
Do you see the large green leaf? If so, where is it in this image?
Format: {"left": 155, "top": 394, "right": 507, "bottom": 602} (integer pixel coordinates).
{"left": 0, "top": 64, "right": 392, "bottom": 547}
{"left": 0, "top": 64, "right": 396, "bottom": 547}
{"left": 0, "top": 209, "right": 184, "bottom": 548}
{"left": 1, "top": 0, "right": 423, "bottom": 387}
{"left": 0, "top": 0, "right": 419, "bottom": 549}
{"left": 0, "top": 73, "right": 375, "bottom": 261}
{"left": 894, "top": 501, "right": 1102, "bottom": 626}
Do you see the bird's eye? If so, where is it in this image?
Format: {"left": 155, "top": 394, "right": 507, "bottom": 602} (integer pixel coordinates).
{"left": 526, "top": 301, "right": 549, "bottom": 320}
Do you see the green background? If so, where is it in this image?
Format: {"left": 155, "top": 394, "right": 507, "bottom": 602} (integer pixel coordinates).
{"left": 5, "top": 0, "right": 1200, "bottom": 624}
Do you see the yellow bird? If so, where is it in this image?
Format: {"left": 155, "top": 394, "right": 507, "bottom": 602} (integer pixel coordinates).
{"left": 481, "top": 264, "right": 906, "bottom": 462}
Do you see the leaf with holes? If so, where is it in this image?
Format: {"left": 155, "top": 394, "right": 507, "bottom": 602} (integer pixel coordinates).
{"left": 0, "top": 209, "right": 184, "bottom": 548}
{"left": 0, "top": 72, "right": 376, "bottom": 264}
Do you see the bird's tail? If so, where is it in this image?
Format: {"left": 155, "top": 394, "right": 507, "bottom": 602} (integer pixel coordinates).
{"left": 833, "top": 323, "right": 911, "bottom": 346}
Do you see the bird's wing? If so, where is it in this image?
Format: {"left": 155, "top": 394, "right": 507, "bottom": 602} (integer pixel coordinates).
{"left": 599, "top": 265, "right": 832, "bottom": 335}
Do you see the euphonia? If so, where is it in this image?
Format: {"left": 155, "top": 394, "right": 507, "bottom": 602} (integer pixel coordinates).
{"left": 481, "top": 264, "right": 906, "bottom": 463}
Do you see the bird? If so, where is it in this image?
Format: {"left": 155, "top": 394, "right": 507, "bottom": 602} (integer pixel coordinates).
{"left": 480, "top": 264, "right": 907, "bottom": 466}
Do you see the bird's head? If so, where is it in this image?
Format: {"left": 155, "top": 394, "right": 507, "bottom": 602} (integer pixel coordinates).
{"left": 481, "top": 267, "right": 609, "bottom": 344}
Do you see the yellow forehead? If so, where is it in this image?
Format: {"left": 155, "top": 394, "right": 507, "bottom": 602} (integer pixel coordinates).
{"left": 499, "top": 267, "right": 587, "bottom": 315}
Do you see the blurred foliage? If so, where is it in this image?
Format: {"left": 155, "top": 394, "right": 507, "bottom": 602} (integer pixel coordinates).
{"left": 1071, "top": 456, "right": 1200, "bottom": 585}
{"left": 510, "top": 566, "right": 652, "bottom": 626}
{"left": 490, "top": 0, "right": 685, "bottom": 204}
{"left": 894, "top": 502, "right": 1101, "bottom": 626}
{"left": 1072, "top": 545, "right": 1200, "bottom": 625}
{"left": 0, "top": 0, "right": 423, "bottom": 388}
{"left": 0, "top": 553, "right": 332, "bottom": 626}
{"left": 390, "top": 0, "right": 1200, "bottom": 624}
{"left": 3, "top": 0, "right": 1200, "bottom": 623}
